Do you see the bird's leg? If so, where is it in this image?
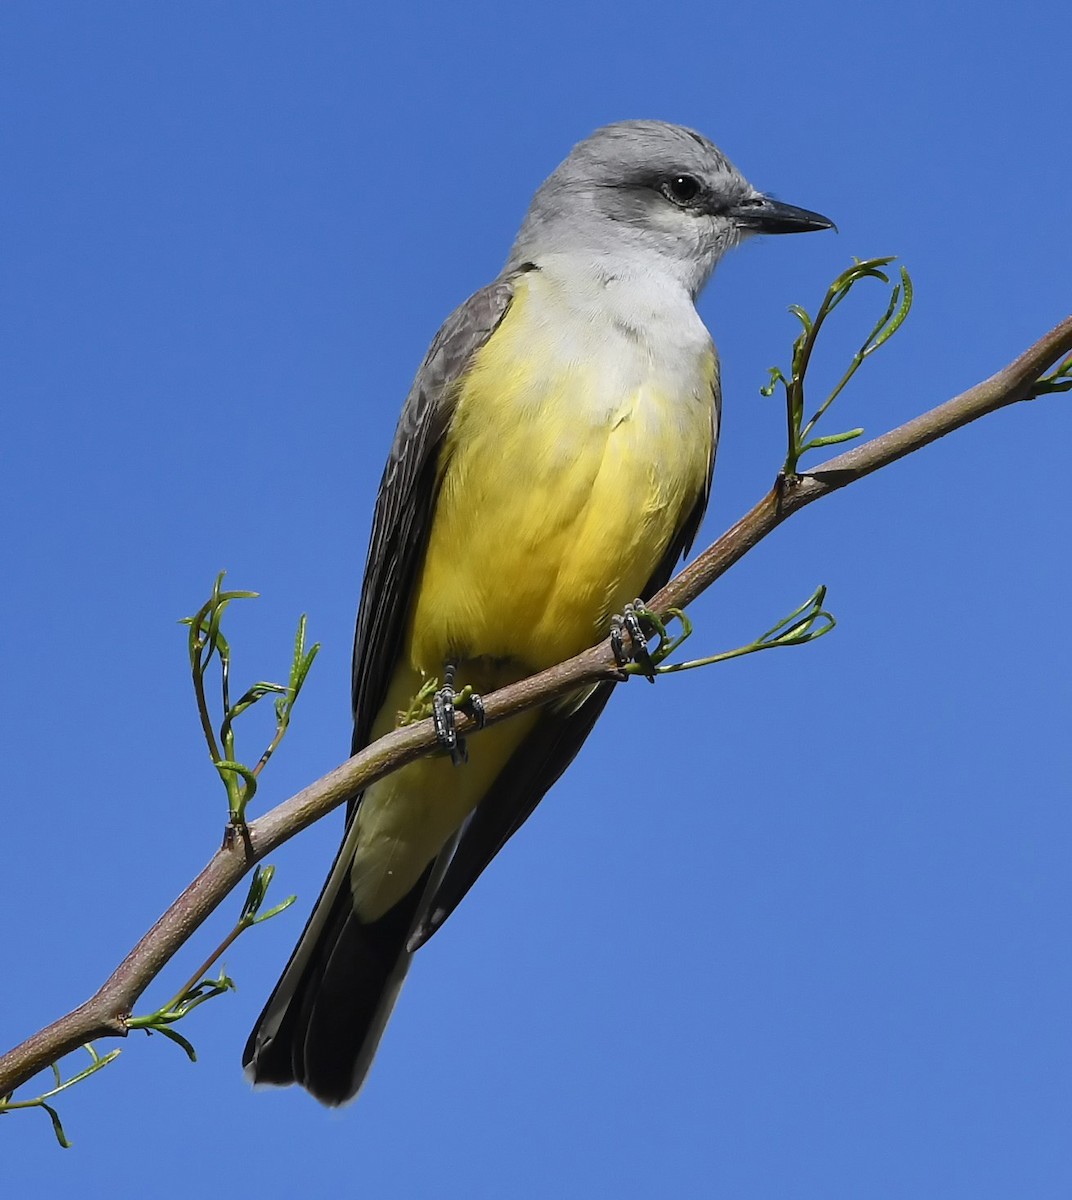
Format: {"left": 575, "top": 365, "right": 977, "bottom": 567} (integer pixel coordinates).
{"left": 432, "top": 661, "right": 485, "bottom": 766}
{"left": 432, "top": 662, "right": 462, "bottom": 764}
{"left": 610, "top": 598, "right": 659, "bottom": 682}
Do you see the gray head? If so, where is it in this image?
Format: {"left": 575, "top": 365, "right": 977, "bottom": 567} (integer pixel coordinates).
{"left": 506, "top": 120, "right": 832, "bottom": 297}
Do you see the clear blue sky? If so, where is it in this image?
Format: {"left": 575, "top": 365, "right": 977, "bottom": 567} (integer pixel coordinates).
{"left": 3, "top": 3, "right": 1069, "bottom": 1196}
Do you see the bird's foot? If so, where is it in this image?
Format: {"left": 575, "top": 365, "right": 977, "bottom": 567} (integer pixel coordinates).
{"left": 610, "top": 599, "right": 657, "bottom": 681}
{"left": 610, "top": 600, "right": 691, "bottom": 682}
{"left": 432, "top": 682, "right": 485, "bottom": 766}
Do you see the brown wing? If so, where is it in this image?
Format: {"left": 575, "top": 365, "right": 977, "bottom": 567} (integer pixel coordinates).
{"left": 408, "top": 365, "right": 722, "bottom": 949}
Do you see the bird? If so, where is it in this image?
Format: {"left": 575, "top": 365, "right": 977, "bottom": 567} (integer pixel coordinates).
{"left": 243, "top": 119, "right": 833, "bottom": 1105}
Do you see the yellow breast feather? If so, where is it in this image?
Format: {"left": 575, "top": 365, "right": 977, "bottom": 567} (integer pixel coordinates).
{"left": 409, "top": 271, "right": 715, "bottom": 674}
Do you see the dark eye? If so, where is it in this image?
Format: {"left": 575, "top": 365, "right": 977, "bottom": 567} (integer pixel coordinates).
{"left": 661, "top": 174, "right": 701, "bottom": 205}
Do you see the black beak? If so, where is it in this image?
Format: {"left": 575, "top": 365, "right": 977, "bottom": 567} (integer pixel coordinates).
{"left": 729, "top": 194, "right": 836, "bottom": 235}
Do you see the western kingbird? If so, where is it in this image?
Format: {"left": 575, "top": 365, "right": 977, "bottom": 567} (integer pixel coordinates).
{"left": 244, "top": 120, "right": 832, "bottom": 1104}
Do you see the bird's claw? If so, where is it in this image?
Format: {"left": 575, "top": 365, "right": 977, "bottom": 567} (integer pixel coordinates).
{"left": 610, "top": 598, "right": 657, "bottom": 682}
{"left": 432, "top": 684, "right": 465, "bottom": 765}
{"left": 462, "top": 689, "right": 487, "bottom": 730}
{"left": 432, "top": 683, "right": 485, "bottom": 766}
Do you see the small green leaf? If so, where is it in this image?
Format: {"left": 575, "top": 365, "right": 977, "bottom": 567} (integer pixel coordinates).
{"left": 787, "top": 304, "right": 813, "bottom": 333}
{"left": 252, "top": 894, "right": 298, "bottom": 924}
{"left": 802, "top": 427, "right": 865, "bottom": 450}
{"left": 41, "top": 1101, "right": 72, "bottom": 1149}
{"left": 760, "top": 365, "right": 788, "bottom": 398}
{"left": 151, "top": 1026, "right": 198, "bottom": 1062}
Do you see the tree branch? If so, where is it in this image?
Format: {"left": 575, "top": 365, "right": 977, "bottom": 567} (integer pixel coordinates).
{"left": 1, "top": 314, "right": 1068, "bottom": 1100}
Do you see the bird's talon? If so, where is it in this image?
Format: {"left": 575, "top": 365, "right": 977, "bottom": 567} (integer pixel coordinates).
{"left": 610, "top": 601, "right": 657, "bottom": 681}
{"left": 433, "top": 685, "right": 467, "bottom": 765}
{"left": 433, "top": 677, "right": 484, "bottom": 765}
{"left": 463, "top": 691, "right": 486, "bottom": 729}
{"left": 609, "top": 616, "right": 630, "bottom": 669}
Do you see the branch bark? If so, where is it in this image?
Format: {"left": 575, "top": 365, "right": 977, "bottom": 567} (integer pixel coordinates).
{"left": 2, "top": 315, "right": 1069, "bottom": 1099}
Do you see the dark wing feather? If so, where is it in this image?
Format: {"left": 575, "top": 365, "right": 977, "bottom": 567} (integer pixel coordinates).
{"left": 408, "top": 366, "right": 723, "bottom": 948}
{"left": 350, "top": 278, "right": 517, "bottom": 765}
{"left": 242, "top": 279, "right": 518, "bottom": 1100}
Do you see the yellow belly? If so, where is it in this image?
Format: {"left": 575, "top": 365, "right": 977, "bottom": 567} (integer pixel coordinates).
{"left": 351, "top": 273, "right": 716, "bottom": 919}
{"left": 410, "top": 278, "right": 715, "bottom": 673}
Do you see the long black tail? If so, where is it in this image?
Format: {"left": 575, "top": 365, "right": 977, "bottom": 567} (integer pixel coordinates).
{"left": 242, "top": 863, "right": 431, "bottom": 1106}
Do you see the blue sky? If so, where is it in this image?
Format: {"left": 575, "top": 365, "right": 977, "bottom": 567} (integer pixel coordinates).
{"left": 2, "top": 3, "right": 1069, "bottom": 1196}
